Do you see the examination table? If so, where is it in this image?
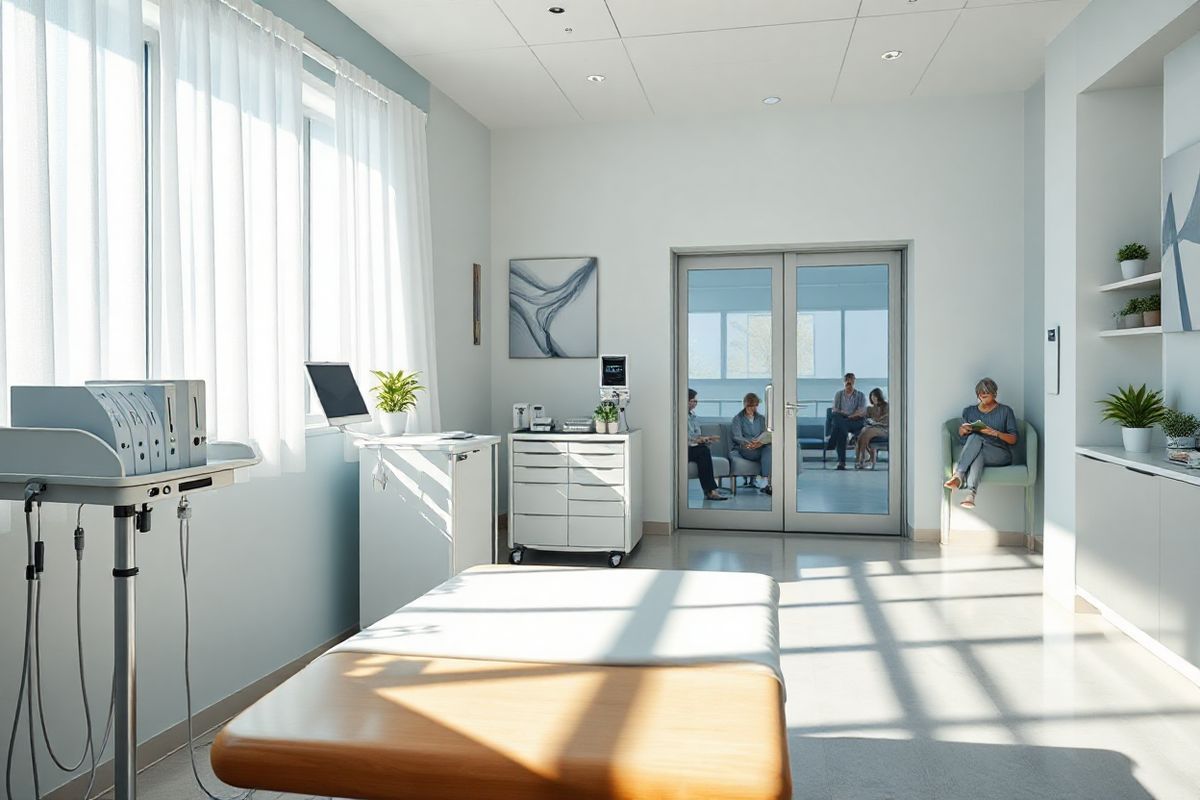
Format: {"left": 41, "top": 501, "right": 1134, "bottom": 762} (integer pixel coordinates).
{"left": 211, "top": 565, "right": 791, "bottom": 800}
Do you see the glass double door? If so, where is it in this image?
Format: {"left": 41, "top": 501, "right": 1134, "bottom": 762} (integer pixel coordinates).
{"left": 676, "top": 251, "right": 903, "bottom": 535}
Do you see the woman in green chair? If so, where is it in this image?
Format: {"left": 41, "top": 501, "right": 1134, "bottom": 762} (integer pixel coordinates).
{"left": 943, "top": 377, "right": 1019, "bottom": 509}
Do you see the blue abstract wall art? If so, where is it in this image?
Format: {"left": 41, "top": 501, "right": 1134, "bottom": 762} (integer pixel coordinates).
{"left": 509, "top": 257, "right": 598, "bottom": 358}
{"left": 1162, "top": 140, "right": 1200, "bottom": 332}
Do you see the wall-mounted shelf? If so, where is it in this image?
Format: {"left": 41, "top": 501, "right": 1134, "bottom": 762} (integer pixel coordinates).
{"left": 1099, "top": 325, "right": 1162, "bottom": 338}
{"left": 1099, "top": 272, "right": 1162, "bottom": 292}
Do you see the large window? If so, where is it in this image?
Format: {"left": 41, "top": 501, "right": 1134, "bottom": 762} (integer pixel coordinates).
{"left": 687, "top": 310, "right": 772, "bottom": 380}
{"left": 796, "top": 309, "right": 887, "bottom": 380}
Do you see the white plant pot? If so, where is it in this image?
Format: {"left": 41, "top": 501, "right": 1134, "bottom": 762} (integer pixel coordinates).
{"left": 1166, "top": 435, "right": 1197, "bottom": 451}
{"left": 379, "top": 411, "right": 408, "bottom": 436}
{"left": 1121, "top": 312, "right": 1144, "bottom": 329}
{"left": 607, "top": 421, "right": 620, "bottom": 434}
{"left": 1121, "top": 426, "right": 1152, "bottom": 453}
{"left": 1120, "top": 259, "right": 1147, "bottom": 280}
{"left": 594, "top": 419, "right": 604, "bottom": 433}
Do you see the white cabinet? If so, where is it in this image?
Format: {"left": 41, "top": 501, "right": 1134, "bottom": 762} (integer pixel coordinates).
{"left": 509, "top": 431, "right": 643, "bottom": 565}
{"left": 1160, "top": 478, "right": 1200, "bottom": 666}
{"left": 358, "top": 434, "right": 500, "bottom": 628}
{"left": 1075, "top": 454, "right": 1161, "bottom": 638}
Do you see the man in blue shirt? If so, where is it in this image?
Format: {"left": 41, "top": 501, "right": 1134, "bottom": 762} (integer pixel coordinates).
{"left": 829, "top": 372, "right": 867, "bottom": 470}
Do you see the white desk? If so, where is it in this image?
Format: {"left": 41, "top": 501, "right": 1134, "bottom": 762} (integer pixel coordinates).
{"left": 356, "top": 433, "right": 500, "bottom": 627}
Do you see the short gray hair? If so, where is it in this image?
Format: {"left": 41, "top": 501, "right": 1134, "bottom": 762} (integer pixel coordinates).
{"left": 975, "top": 378, "right": 998, "bottom": 397}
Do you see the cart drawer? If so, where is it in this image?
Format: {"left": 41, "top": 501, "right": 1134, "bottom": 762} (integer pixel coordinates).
{"left": 568, "top": 442, "right": 624, "bottom": 456}
{"left": 568, "top": 453, "right": 624, "bottom": 469}
{"left": 569, "top": 500, "right": 625, "bottom": 518}
{"left": 569, "top": 467, "right": 624, "bottom": 486}
{"left": 512, "top": 466, "right": 568, "bottom": 484}
{"left": 513, "top": 483, "right": 569, "bottom": 515}
{"left": 569, "top": 516, "right": 625, "bottom": 548}
{"left": 570, "top": 483, "right": 625, "bottom": 502}
{"left": 512, "top": 514, "right": 568, "bottom": 547}
{"left": 512, "top": 440, "right": 569, "bottom": 454}
{"left": 514, "top": 452, "right": 569, "bottom": 468}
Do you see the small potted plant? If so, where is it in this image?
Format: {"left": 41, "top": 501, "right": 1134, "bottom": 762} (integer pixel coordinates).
{"left": 1116, "top": 297, "right": 1143, "bottom": 329}
{"left": 370, "top": 369, "right": 425, "bottom": 435}
{"left": 1160, "top": 408, "right": 1200, "bottom": 451}
{"left": 592, "top": 402, "right": 608, "bottom": 433}
{"left": 597, "top": 400, "right": 619, "bottom": 433}
{"left": 1098, "top": 383, "right": 1166, "bottom": 453}
{"left": 1141, "top": 293, "right": 1161, "bottom": 327}
{"left": 1118, "top": 242, "right": 1150, "bottom": 280}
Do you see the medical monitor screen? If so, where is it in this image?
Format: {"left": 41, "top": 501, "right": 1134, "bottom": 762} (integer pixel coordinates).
{"left": 601, "top": 356, "right": 627, "bottom": 388}
{"left": 305, "top": 363, "right": 372, "bottom": 426}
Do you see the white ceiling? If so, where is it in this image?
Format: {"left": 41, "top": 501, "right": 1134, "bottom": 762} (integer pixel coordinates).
{"left": 329, "top": 0, "right": 1089, "bottom": 129}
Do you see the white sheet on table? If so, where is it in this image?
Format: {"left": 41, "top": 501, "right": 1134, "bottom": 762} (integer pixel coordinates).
{"left": 331, "top": 565, "right": 783, "bottom": 685}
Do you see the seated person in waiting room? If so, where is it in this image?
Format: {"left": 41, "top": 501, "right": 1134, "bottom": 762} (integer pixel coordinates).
{"left": 944, "top": 377, "right": 1019, "bottom": 510}
{"left": 855, "top": 388, "right": 889, "bottom": 470}
{"left": 731, "top": 392, "right": 772, "bottom": 495}
{"left": 687, "top": 388, "right": 728, "bottom": 502}
{"left": 829, "top": 372, "right": 867, "bottom": 469}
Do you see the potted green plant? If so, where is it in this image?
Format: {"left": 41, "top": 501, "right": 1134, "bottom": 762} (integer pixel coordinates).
{"left": 1098, "top": 384, "right": 1166, "bottom": 453}
{"left": 1141, "top": 293, "right": 1161, "bottom": 326}
{"left": 370, "top": 369, "right": 425, "bottom": 435}
{"left": 596, "top": 400, "right": 619, "bottom": 433}
{"left": 1116, "top": 297, "right": 1143, "bottom": 329}
{"left": 1160, "top": 408, "right": 1200, "bottom": 451}
{"left": 1118, "top": 242, "right": 1150, "bottom": 280}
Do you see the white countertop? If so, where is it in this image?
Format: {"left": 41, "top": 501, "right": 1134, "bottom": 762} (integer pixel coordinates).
{"left": 352, "top": 432, "right": 501, "bottom": 453}
{"left": 1076, "top": 446, "right": 1200, "bottom": 488}
{"left": 511, "top": 429, "right": 640, "bottom": 441}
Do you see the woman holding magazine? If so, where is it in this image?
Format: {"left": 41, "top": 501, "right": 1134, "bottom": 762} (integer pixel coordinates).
{"left": 943, "top": 377, "right": 1019, "bottom": 509}
{"left": 731, "top": 392, "right": 772, "bottom": 495}
{"left": 855, "top": 388, "right": 889, "bottom": 470}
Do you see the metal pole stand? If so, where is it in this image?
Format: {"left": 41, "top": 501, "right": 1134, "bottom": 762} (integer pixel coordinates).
{"left": 113, "top": 506, "right": 138, "bottom": 800}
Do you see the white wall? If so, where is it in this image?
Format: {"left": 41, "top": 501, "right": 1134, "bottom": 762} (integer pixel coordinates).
{"left": 1024, "top": 79, "right": 1047, "bottom": 542}
{"left": 428, "top": 87, "right": 494, "bottom": 435}
{"left": 1163, "top": 32, "right": 1200, "bottom": 407}
{"left": 0, "top": 432, "right": 357, "bottom": 798}
{"left": 1042, "top": 0, "right": 1200, "bottom": 606}
{"left": 491, "top": 95, "right": 1027, "bottom": 533}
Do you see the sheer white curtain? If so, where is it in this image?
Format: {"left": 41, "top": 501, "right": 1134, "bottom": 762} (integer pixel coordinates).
{"left": 333, "top": 59, "right": 440, "bottom": 433}
{"left": 155, "top": 0, "right": 305, "bottom": 473}
{"left": 0, "top": 0, "right": 144, "bottom": 425}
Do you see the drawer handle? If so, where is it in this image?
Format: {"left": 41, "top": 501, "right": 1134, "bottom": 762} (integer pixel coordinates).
{"left": 1124, "top": 466, "right": 1155, "bottom": 477}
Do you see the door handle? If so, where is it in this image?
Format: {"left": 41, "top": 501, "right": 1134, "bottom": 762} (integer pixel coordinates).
{"left": 765, "top": 384, "right": 774, "bottom": 432}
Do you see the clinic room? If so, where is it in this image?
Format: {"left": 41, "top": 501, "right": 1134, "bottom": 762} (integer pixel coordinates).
{"left": 6, "top": 0, "right": 1200, "bottom": 798}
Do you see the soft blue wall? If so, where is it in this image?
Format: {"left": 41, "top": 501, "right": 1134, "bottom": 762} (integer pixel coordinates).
{"left": 257, "top": 0, "right": 430, "bottom": 111}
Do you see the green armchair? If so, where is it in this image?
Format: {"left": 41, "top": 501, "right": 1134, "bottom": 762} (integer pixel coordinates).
{"left": 940, "top": 418, "right": 1038, "bottom": 545}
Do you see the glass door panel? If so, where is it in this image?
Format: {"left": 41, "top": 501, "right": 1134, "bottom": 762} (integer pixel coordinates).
{"left": 784, "top": 252, "right": 903, "bottom": 535}
{"left": 676, "top": 254, "right": 783, "bottom": 531}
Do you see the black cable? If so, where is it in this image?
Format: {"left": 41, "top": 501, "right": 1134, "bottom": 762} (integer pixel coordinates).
{"left": 6, "top": 508, "right": 42, "bottom": 800}
{"left": 177, "top": 504, "right": 254, "bottom": 800}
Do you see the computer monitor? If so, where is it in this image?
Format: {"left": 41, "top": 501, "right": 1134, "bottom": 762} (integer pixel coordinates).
{"left": 600, "top": 355, "right": 627, "bottom": 389}
{"left": 305, "top": 362, "right": 373, "bottom": 427}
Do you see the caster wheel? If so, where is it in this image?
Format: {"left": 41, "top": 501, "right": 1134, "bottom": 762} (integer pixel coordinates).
{"left": 509, "top": 548, "right": 526, "bottom": 565}
{"left": 607, "top": 552, "right": 624, "bottom": 568}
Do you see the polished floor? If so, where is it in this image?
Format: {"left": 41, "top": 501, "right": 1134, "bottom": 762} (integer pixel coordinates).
{"left": 119, "top": 532, "right": 1200, "bottom": 799}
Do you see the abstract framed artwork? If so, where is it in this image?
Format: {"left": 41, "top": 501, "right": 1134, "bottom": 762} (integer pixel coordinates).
{"left": 509, "top": 257, "right": 598, "bottom": 358}
{"left": 1162, "top": 140, "right": 1200, "bottom": 332}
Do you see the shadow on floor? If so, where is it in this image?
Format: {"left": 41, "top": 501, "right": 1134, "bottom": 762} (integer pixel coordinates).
{"left": 787, "top": 735, "right": 1152, "bottom": 800}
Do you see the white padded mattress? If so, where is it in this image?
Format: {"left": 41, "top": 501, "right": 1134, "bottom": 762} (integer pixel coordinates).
{"left": 332, "top": 564, "right": 783, "bottom": 685}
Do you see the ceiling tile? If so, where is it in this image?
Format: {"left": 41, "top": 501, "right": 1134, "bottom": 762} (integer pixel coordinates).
{"left": 624, "top": 20, "right": 855, "bottom": 115}
{"left": 858, "top": 0, "right": 965, "bottom": 16}
{"left": 914, "top": 0, "right": 1088, "bottom": 96}
{"left": 834, "top": 10, "right": 960, "bottom": 103}
{"left": 605, "top": 0, "right": 860, "bottom": 38}
{"left": 493, "top": 0, "right": 620, "bottom": 45}
{"left": 328, "top": 0, "right": 523, "bottom": 56}
{"left": 406, "top": 48, "right": 580, "bottom": 128}
{"left": 532, "top": 39, "right": 653, "bottom": 122}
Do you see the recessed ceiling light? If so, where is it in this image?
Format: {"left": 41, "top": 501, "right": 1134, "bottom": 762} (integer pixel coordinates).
{"left": 762, "top": 96, "right": 782, "bottom": 105}
{"left": 548, "top": 6, "right": 565, "bottom": 13}
{"left": 881, "top": 50, "right": 903, "bottom": 61}
{"left": 587, "top": 74, "right": 606, "bottom": 83}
